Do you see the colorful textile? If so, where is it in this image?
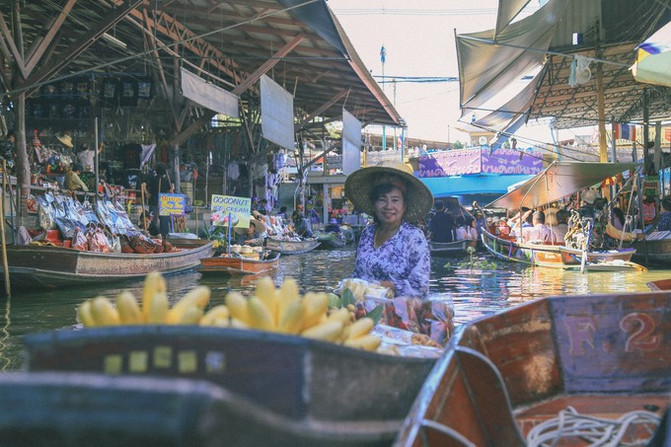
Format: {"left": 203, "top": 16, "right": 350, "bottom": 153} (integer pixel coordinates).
{"left": 657, "top": 211, "right": 671, "bottom": 232}
{"left": 352, "top": 222, "right": 430, "bottom": 298}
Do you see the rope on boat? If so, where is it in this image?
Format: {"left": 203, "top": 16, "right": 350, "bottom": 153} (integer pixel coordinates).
{"left": 526, "top": 406, "right": 661, "bottom": 447}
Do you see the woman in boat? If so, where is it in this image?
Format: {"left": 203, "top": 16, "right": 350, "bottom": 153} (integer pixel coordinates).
{"left": 64, "top": 163, "right": 89, "bottom": 192}
{"left": 344, "top": 161, "right": 433, "bottom": 298}
{"left": 657, "top": 197, "right": 671, "bottom": 231}
{"left": 234, "top": 217, "right": 267, "bottom": 246}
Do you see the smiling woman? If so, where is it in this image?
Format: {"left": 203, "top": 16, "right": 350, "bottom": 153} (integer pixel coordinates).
{"left": 345, "top": 160, "right": 434, "bottom": 297}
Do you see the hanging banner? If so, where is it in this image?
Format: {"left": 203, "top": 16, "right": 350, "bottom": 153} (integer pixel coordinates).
{"left": 180, "top": 68, "right": 239, "bottom": 118}
{"left": 260, "top": 75, "right": 295, "bottom": 150}
{"left": 210, "top": 194, "right": 251, "bottom": 229}
{"left": 158, "top": 193, "right": 186, "bottom": 216}
{"left": 342, "top": 108, "right": 362, "bottom": 175}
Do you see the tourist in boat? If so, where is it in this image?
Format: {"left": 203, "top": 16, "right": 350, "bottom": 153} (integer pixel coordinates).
{"left": 455, "top": 215, "right": 478, "bottom": 241}
{"left": 64, "top": 163, "right": 89, "bottom": 192}
{"left": 344, "top": 161, "right": 432, "bottom": 298}
{"left": 521, "top": 210, "right": 555, "bottom": 244}
{"left": 657, "top": 197, "right": 671, "bottom": 231}
{"left": 428, "top": 200, "right": 454, "bottom": 243}
{"left": 234, "top": 217, "right": 267, "bottom": 246}
{"left": 551, "top": 209, "right": 570, "bottom": 242}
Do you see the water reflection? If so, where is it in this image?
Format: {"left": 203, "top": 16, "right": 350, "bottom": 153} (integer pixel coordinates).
{"left": 0, "top": 247, "right": 668, "bottom": 370}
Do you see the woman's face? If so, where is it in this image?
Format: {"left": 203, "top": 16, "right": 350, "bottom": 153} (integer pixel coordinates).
{"left": 374, "top": 186, "right": 406, "bottom": 227}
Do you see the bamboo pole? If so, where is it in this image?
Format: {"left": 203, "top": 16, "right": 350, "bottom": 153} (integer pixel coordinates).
{"left": 1, "top": 160, "right": 10, "bottom": 297}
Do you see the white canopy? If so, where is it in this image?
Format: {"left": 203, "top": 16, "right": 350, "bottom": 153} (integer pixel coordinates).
{"left": 632, "top": 20, "right": 671, "bottom": 88}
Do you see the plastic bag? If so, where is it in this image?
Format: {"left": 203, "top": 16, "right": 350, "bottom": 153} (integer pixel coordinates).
{"left": 87, "top": 228, "right": 112, "bottom": 253}
{"left": 72, "top": 227, "right": 89, "bottom": 251}
{"left": 357, "top": 295, "right": 455, "bottom": 346}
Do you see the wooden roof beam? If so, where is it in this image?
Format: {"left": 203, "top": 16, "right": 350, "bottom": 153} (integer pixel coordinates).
{"left": 295, "top": 89, "right": 349, "bottom": 132}
{"left": 24, "top": 0, "right": 76, "bottom": 74}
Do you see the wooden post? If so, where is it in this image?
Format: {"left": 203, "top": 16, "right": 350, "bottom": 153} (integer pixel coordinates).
{"left": 1, "top": 160, "right": 10, "bottom": 297}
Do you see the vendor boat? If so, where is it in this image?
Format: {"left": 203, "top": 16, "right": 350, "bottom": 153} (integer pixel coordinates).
{"left": 648, "top": 278, "right": 671, "bottom": 291}
{"left": 21, "top": 325, "right": 435, "bottom": 446}
{"left": 199, "top": 251, "right": 281, "bottom": 276}
{"left": 315, "top": 231, "right": 347, "bottom": 249}
{"left": 631, "top": 234, "right": 671, "bottom": 267}
{"left": 395, "top": 289, "right": 671, "bottom": 447}
{"left": 428, "top": 239, "right": 477, "bottom": 258}
{"left": 3, "top": 241, "right": 215, "bottom": 289}
{"left": 265, "top": 237, "right": 321, "bottom": 254}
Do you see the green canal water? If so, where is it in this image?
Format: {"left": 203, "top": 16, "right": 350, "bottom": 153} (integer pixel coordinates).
{"left": 0, "top": 247, "right": 669, "bottom": 370}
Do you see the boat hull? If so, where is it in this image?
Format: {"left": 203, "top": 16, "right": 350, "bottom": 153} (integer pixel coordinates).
{"left": 23, "top": 326, "right": 435, "bottom": 446}
{"left": 632, "top": 238, "right": 671, "bottom": 266}
{"left": 480, "top": 229, "right": 640, "bottom": 270}
{"left": 428, "top": 239, "right": 477, "bottom": 257}
{"left": 199, "top": 252, "right": 280, "bottom": 276}
{"left": 395, "top": 290, "right": 671, "bottom": 446}
{"left": 4, "top": 242, "right": 214, "bottom": 289}
{"left": 265, "top": 238, "right": 321, "bottom": 254}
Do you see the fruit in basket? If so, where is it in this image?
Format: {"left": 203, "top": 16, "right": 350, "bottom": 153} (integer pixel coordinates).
{"left": 116, "top": 292, "right": 143, "bottom": 325}
{"left": 90, "top": 296, "right": 121, "bottom": 326}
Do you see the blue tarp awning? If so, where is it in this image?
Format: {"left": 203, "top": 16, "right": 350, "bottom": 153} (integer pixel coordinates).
{"left": 420, "top": 174, "right": 534, "bottom": 198}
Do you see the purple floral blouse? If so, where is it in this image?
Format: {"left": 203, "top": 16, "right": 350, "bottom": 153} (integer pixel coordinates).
{"left": 352, "top": 222, "right": 430, "bottom": 298}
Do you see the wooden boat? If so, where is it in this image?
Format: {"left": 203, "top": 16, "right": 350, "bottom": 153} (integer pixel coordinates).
{"left": 480, "top": 228, "right": 643, "bottom": 271}
{"left": 199, "top": 251, "right": 281, "bottom": 276}
{"left": 395, "top": 290, "right": 671, "bottom": 447}
{"left": 648, "top": 278, "right": 671, "bottom": 291}
{"left": 3, "top": 241, "right": 214, "bottom": 289}
{"left": 428, "top": 239, "right": 477, "bottom": 257}
{"left": 315, "top": 231, "right": 347, "bottom": 249}
{"left": 265, "top": 237, "right": 321, "bottom": 254}
{"left": 22, "top": 326, "right": 436, "bottom": 446}
{"left": 631, "top": 237, "right": 671, "bottom": 267}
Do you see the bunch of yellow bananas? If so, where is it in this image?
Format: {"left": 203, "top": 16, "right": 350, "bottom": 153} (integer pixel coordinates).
{"left": 77, "top": 271, "right": 213, "bottom": 327}
{"left": 217, "top": 276, "right": 381, "bottom": 351}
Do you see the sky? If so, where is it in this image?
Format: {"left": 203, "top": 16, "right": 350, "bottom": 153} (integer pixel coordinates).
{"left": 327, "top": 0, "right": 563, "bottom": 146}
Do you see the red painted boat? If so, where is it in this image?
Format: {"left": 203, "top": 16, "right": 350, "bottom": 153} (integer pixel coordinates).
{"left": 395, "top": 290, "right": 671, "bottom": 447}
{"left": 648, "top": 278, "right": 671, "bottom": 291}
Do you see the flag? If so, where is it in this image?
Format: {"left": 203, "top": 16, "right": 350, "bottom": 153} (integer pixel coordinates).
{"left": 380, "top": 46, "right": 386, "bottom": 63}
{"left": 614, "top": 123, "right": 636, "bottom": 141}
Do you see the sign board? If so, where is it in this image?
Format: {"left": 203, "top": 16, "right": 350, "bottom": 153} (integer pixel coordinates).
{"left": 159, "top": 193, "right": 186, "bottom": 216}
{"left": 210, "top": 194, "right": 251, "bottom": 229}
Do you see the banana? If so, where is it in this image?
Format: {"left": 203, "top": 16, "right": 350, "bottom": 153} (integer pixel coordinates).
{"left": 255, "top": 277, "right": 278, "bottom": 322}
{"left": 325, "top": 308, "right": 352, "bottom": 326}
{"left": 173, "top": 306, "right": 203, "bottom": 325}
{"left": 226, "top": 291, "right": 250, "bottom": 325}
{"left": 142, "top": 271, "right": 167, "bottom": 322}
{"left": 77, "top": 300, "right": 97, "bottom": 327}
{"left": 344, "top": 334, "right": 382, "bottom": 351}
{"left": 247, "top": 296, "right": 275, "bottom": 331}
{"left": 277, "top": 278, "right": 300, "bottom": 325}
{"left": 147, "top": 292, "right": 169, "bottom": 324}
{"left": 301, "top": 320, "right": 344, "bottom": 342}
{"left": 90, "top": 296, "right": 121, "bottom": 326}
{"left": 301, "top": 292, "right": 329, "bottom": 331}
{"left": 200, "top": 305, "right": 230, "bottom": 326}
{"left": 347, "top": 317, "right": 375, "bottom": 340}
{"left": 277, "top": 299, "right": 304, "bottom": 334}
{"left": 167, "top": 286, "right": 211, "bottom": 324}
{"left": 116, "top": 292, "right": 143, "bottom": 324}
{"left": 230, "top": 318, "right": 249, "bottom": 329}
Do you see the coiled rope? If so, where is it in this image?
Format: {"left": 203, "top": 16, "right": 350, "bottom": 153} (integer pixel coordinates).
{"left": 526, "top": 406, "right": 661, "bottom": 447}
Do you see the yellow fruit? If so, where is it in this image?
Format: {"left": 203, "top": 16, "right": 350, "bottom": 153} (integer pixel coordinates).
{"left": 325, "top": 308, "right": 352, "bottom": 326}
{"left": 167, "top": 286, "right": 211, "bottom": 324}
{"left": 90, "top": 296, "right": 121, "bottom": 326}
{"left": 301, "top": 292, "right": 329, "bottom": 330}
{"left": 347, "top": 317, "right": 375, "bottom": 339}
{"left": 116, "top": 292, "right": 143, "bottom": 324}
{"left": 211, "top": 317, "right": 230, "bottom": 328}
{"left": 77, "top": 300, "right": 97, "bottom": 327}
{"left": 230, "top": 318, "right": 249, "bottom": 329}
{"left": 247, "top": 296, "right": 275, "bottom": 331}
{"left": 277, "top": 278, "right": 300, "bottom": 324}
{"left": 344, "top": 334, "right": 382, "bottom": 351}
{"left": 173, "top": 306, "right": 203, "bottom": 325}
{"left": 200, "top": 305, "right": 230, "bottom": 326}
{"left": 301, "top": 321, "right": 344, "bottom": 342}
{"left": 255, "top": 277, "right": 278, "bottom": 321}
{"left": 147, "top": 292, "right": 169, "bottom": 324}
{"left": 278, "top": 300, "right": 304, "bottom": 334}
{"left": 142, "top": 271, "right": 166, "bottom": 321}
{"left": 226, "top": 292, "right": 250, "bottom": 325}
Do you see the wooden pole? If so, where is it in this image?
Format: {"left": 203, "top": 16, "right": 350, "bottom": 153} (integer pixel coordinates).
{"left": 1, "top": 160, "right": 10, "bottom": 297}
{"left": 140, "top": 183, "right": 148, "bottom": 231}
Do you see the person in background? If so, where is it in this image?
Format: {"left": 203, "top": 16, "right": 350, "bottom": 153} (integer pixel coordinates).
{"left": 64, "top": 163, "right": 89, "bottom": 192}
{"left": 642, "top": 194, "right": 657, "bottom": 226}
{"left": 234, "top": 218, "right": 267, "bottom": 246}
{"left": 292, "top": 209, "right": 313, "bottom": 238}
{"left": 276, "top": 206, "right": 288, "bottom": 220}
{"left": 0, "top": 130, "right": 15, "bottom": 173}
{"left": 611, "top": 207, "right": 626, "bottom": 230}
{"left": 552, "top": 209, "right": 570, "bottom": 242}
{"left": 428, "top": 200, "right": 454, "bottom": 242}
{"left": 77, "top": 142, "right": 103, "bottom": 173}
{"left": 522, "top": 210, "right": 555, "bottom": 244}
{"left": 657, "top": 197, "right": 671, "bottom": 231}
{"left": 145, "top": 162, "right": 174, "bottom": 237}
{"left": 344, "top": 161, "right": 432, "bottom": 298}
